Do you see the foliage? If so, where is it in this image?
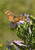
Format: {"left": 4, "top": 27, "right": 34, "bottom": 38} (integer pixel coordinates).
{"left": 6, "top": 14, "right": 35, "bottom": 50}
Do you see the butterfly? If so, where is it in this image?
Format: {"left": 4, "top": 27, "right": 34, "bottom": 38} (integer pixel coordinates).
{"left": 4, "top": 9, "right": 26, "bottom": 22}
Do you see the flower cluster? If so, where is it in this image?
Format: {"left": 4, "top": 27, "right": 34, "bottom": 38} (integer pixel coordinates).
{"left": 4, "top": 14, "right": 35, "bottom": 50}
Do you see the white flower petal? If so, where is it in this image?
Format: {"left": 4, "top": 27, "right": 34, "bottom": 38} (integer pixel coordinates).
{"left": 17, "top": 20, "right": 24, "bottom": 24}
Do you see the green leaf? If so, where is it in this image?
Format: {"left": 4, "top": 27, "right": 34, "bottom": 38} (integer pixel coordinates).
{"left": 29, "top": 15, "right": 35, "bottom": 24}
{"left": 32, "top": 36, "right": 35, "bottom": 43}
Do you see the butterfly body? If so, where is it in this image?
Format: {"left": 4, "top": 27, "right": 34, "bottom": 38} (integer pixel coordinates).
{"left": 4, "top": 9, "right": 26, "bottom": 22}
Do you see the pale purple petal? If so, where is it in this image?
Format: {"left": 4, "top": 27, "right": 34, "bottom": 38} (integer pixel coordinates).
{"left": 14, "top": 40, "right": 27, "bottom": 47}
{"left": 9, "top": 22, "right": 12, "bottom": 27}
{"left": 16, "top": 20, "right": 24, "bottom": 28}
{"left": 19, "top": 20, "right": 24, "bottom": 24}
{"left": 14, "top": 23, "right": 17, "bottom": 27}
{"left": 17, "top": 20, "right": 24, "bottom": 24}
{"left": 24, "top": 14, "right": 29, "bottom": 18}
{"left": 29, "top": 27, "right": 32, "bottom": 34}
{"left": 9, "top": 22, "right": 17, "bottom": 28}
{"left": 5, "top": 44, "right": 9, "bottom": 47}
{"left": 18, "top": 25, "right": 20, "bottom": 28}
{"left": 24, "top": 14, "right": 31, "bottom": 23}
{"left": 25, "top": 18, "right": 31, "bottom": 23}
{"left": 6, "top": 41, "right": 10, "bottom": 44}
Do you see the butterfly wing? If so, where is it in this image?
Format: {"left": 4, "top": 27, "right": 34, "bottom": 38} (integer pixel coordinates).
{"left": 13, "top": 16, "right": 26, "bottom": 22}
{"left": 4, "top": 9, "right": 26, "bottom": 22}
{"left": 14, "top": 16, "right": 20, "bottom": 22}
{"left": 4, "top": 9, "right": 14, "bottom": 21}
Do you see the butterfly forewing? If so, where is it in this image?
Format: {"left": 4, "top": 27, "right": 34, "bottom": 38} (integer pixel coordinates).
{"left": 4, "top": 9, "right": 15, "bottom": 21}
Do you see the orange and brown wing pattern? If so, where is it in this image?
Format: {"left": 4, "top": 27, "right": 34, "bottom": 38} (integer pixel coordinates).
{"left": 13, "top": 16, "right": 26, "bottom": 22}
{"left": 4, "top": 9, "right": 14, "bottom": 16}
{"left": 4, "top": 9, "right": 15, "bottom": 21}
{"left": 4, "top": 9, "right": 26, "bottom": 22}
{"left": 13, "top": 17, "right": 20, "bottom": 22}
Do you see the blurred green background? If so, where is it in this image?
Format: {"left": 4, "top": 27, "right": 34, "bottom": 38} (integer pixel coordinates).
{"left": 0, "top": 0, "right": 35, "bottom": 47}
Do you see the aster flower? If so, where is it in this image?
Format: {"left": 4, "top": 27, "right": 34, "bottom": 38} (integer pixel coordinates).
{"left": 9, "top": 20, "right": 24, "bottom": 28}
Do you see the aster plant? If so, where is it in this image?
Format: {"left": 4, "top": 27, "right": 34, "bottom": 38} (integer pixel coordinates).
{"left": 5, "top": 14, "right": 35, "bottom": 50}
